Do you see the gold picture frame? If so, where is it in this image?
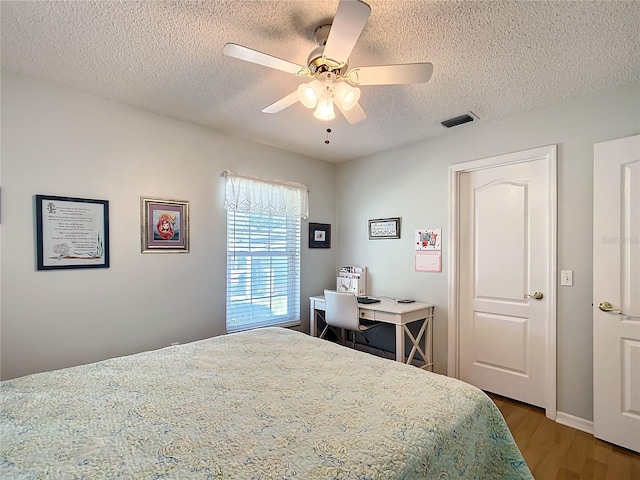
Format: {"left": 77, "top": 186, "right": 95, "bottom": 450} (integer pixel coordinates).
{"left": 141, "top": 197, "right": 189, "bottom": 253}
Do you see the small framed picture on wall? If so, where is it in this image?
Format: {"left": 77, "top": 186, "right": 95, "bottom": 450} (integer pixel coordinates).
{"left": 141, "top": 197, "right": 189, "bottom": 253}
{"left": 368, "top": 217, "right": 401, "bottom": 239}
{"left": 309, "top": 223, "right": 331, "bottom": 249}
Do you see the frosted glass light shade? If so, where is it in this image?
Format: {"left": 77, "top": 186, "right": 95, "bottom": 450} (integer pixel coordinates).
{"left": 334, "top": 82, "right": 361, "bottom": 111}
{"left": 297, "top": 80, "right": 323, "bottom": 109}
{"left": 314, "top": 90, "right": 335, "bottom": 120}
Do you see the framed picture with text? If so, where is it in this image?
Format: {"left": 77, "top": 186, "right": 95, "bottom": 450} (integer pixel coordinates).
{"left": 368, "top": 217, "right": 401, "bottom": 239}
{"left": 35, "top": 194, "right": 110, "bottom": 270}
{"left": 141, "top": 197, "right": 189, "bottom": 253}
{"left": 309, "top": 223, "right": 331, "bottom": 249}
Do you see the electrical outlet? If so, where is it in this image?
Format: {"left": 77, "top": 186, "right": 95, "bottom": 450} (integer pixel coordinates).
{"left": 561, "top": 270, "right": 573, "bottom": 286}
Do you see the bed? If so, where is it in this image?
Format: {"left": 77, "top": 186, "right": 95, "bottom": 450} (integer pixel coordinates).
{"left": 1, "top": 327, "right": 532, "bottom": 479}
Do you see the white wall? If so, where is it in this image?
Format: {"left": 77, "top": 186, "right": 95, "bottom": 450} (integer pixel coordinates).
{"left": 336, "top": 81, "right": 640, "bottom": 421}
{"left": 0, "top": 70, "right": 337, "bottom": 380}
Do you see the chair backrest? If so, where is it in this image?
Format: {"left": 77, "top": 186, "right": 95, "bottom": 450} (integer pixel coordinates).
{"left": 324, "top": 289, "right": 360, "bottom": 331}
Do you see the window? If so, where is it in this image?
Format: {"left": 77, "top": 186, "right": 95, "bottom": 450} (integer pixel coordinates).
{"left": 226, "top": 210, "right": 300, "bottom": 332}
{"left": 223, "top": 173, "right": 308, "bottom": 333}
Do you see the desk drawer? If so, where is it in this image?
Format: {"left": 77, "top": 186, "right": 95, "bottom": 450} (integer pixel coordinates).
{"left": 359, "top": 309, "right": 375, "bottom": 320}
{"left": 372, "top": 311, "right": 397, "bottom": 322}
{"left": 359, "top": 309, "right": 397, "bottom": 323}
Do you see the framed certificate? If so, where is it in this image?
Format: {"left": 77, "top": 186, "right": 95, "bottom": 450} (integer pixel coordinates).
{"left": 35, "top": 195, "right": 110, "bottom": 270}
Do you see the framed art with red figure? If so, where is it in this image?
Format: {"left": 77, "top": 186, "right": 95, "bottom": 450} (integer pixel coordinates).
{"left": 141, "top": 197, "right": 189, "bottom": 253}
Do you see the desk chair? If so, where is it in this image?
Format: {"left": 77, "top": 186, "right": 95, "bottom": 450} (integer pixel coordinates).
{"left": 320, "top": 289, "right": 381, "bottom": 348}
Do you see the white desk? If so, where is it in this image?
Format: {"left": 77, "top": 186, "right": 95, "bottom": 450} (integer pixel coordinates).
{"left": 309, "top": 296, "right": 434, "bottom": 370}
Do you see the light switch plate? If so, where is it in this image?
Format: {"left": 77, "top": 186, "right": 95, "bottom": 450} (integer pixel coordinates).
{"left": 561, "top": 270, "right": 573, "bottom": 286}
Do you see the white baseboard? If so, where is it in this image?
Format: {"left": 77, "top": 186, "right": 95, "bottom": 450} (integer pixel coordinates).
{"left": 556, "top": 411, "right": 594, "bottom": 434}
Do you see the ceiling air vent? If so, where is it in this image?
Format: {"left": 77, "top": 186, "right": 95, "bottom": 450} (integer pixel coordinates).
{"left": 441, "top": 112, "right": 478, "bottom": 128}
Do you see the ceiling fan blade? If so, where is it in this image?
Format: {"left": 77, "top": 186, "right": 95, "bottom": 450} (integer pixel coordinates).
{"left": 323, "top": 0, "right": 371, "bottom": 65}
{"left": 347, "top": 63, "right": 433, "bottom": 85}
{"left": 336, "top": 101, "right": 367, "bottom": 124}
{"left": 223, "top": 43, "right": 310, "bottom": 76}
{"left": 262, "top": 91, "right": 300, "bottom": 113}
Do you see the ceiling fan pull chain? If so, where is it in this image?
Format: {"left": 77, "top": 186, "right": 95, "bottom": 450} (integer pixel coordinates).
{"left": 325, "top": 127, "right": 332, "bottom": 145}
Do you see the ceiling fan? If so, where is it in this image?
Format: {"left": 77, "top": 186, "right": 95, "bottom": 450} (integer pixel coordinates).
{"left": 223, "top": 0, "right": 433, "bottom": 124}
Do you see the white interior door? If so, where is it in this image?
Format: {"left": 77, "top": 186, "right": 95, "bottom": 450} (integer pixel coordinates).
{"left": 456, "top": 146, "right": 555, "bottom": 412}
{"left": 593, "top": 134, "right": 640, "bottom": 453}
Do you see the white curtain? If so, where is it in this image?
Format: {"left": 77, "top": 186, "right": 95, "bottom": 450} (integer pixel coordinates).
{"left": 223, "top": 172, "right": 309, "bottom": 219}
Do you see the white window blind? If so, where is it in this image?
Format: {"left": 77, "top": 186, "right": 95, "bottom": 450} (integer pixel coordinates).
{"left": 223, "top": 172, "right": 308, "bottom": 333}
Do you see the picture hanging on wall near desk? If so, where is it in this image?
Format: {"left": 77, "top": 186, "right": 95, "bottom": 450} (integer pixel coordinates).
{"left": 309, "top": 223, "right": 331, "bottom": 248}
{"left": 141, "top": 197, "right": 189, "bottom": 253}
{"left": 368, "top": 217, "right": 401, "bottom": 239}
{"left": 415, "top": 228, "right": 441, "bottom": 251}
{"left": 35, "top": 194, "right": 110, "bottom": 270}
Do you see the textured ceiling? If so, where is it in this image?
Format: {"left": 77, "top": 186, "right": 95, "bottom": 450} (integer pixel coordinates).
{"left": 1, "top": 1, "right": 639, "bottom": 163}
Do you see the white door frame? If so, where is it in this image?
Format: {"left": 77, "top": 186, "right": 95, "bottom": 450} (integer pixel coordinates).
{"left": 447, "top": 145, "right": 557, "bottom": 420}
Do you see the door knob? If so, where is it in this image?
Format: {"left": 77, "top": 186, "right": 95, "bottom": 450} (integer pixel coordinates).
{"left": 524, "top": 291, "right": 544, "bottom": 300}
{"left": 598, "top": 302, "right": 625, "bottom": 315}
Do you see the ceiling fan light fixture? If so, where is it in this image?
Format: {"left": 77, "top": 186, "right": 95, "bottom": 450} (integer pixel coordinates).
{"left": 297, "top": 80, "right": 323, "bottom": 109}
{"left": 314, "top": 89, "right": 335, "bottom": 121}
{"left": 334, "top": 82, "right": 360, "bottom": 111}
{"left": 224, "top": 0, "right": 432, "bottom": 126}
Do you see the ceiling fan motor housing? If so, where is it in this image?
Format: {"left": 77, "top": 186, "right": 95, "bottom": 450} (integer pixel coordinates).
{"left": 308, "top": 24, "right": 348, "bottom": 76}
{"left": 313, "top": 24, "right": 331, "bottom": 46}
{"left": 308, "top": 52, "right": 348, "bottom": 76}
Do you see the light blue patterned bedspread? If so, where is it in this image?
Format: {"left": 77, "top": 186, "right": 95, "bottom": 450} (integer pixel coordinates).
{"left": 1, "top": 327, "right": 532, "bottom": 479}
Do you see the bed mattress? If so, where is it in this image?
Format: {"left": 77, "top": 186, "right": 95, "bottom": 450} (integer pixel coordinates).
{"left": 1, "top": 326, "right": 532, "bottom": 479}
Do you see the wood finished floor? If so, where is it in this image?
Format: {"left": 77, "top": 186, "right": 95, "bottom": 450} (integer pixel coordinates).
{"left": 488, "top": 393, "right": 640, "bottom": 479}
